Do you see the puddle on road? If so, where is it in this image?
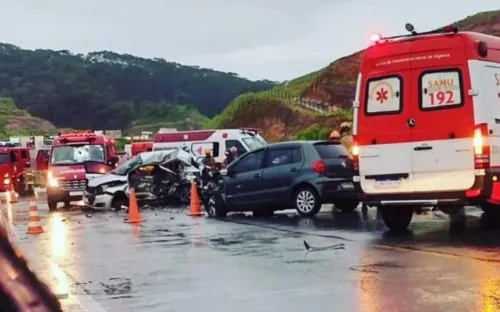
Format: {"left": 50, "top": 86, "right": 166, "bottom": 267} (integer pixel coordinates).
{"left": 74, "top": 277, "right": 134, "bottom": 297}
{"left": 350, "top": 261, "right": 404, "bottom": 274}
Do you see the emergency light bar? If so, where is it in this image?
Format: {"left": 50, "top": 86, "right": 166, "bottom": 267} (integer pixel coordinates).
{"left": 239, "top": 127, "right": 260, "bottom": 135}
{"left": 58, "top": 132, "right": 97, "bottom": 143}
{"left": 371, "top": 24, "right": 458, "bottom": 44}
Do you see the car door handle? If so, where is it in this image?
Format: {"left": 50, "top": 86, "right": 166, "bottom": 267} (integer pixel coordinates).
{"left": 414, "top": 146, "right": 432, "bottom": 151}
{"left": 290, "top": 167, "right": 297, "bottom": 172}
{"left": 254, "top": 173, "right": 261, "bottom": 178}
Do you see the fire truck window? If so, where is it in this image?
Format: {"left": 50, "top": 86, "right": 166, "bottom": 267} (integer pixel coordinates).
{"left": 225, "top": 140, "right": 246, "bottom": 156}
{"left": 420, "top": 70, "right": 463, "bottom": 110}
{"left": 9, "top": 152, "right": 16, "bottom": 163}
{"left": 51, "top": 145, "right": 105, "bottom": 164}
{"left": 365, "top": 76, "right": 402, "bottom": 115}
{"left": 0, "top": 154, "right": 8, "bottom": 164}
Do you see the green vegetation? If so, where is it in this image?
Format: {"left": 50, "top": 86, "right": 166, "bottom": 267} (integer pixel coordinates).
{"left": 206, "top": 67, "right": 350, "bottom": 130}
{"left": 0, "top": 97, "right": 56, "bottom": 137}
{"left": 0, "top": 43, "right": 275, "bottom": 130}
{"left": 114, "top": 138, "right": 127, "bottom": 151}
{"left": 129, "top": 102, "right": 208, "bottom": 132}
{"left": 296, "top": 126, "right": 331, "bottom": 140}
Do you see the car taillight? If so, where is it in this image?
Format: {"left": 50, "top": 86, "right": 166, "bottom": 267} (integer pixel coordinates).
{"left": 351, "top": 137, "right": 359, "bottom": 172}
{"left": 312, "top": 160, "right": 325, "bottom": 174}
{"left": 473, "top": 123, "right": 490, "bottom": 169}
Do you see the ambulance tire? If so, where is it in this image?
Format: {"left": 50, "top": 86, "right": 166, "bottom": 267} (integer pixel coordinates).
{"left": 380, "top": 206, "right": 413, "bottom": 232}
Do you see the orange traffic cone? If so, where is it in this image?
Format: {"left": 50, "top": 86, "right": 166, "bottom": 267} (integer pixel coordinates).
{"left": 125, "top": 188, "right": 141, "bottom": 223}
{"left": 188, "top": 180, "right": 203, "bottom": 216}
{"left": 9, "top": 184, "right": 18, "bottom": 204}
{"left": 26, "top": 197, "right": 43, "bottom": 234}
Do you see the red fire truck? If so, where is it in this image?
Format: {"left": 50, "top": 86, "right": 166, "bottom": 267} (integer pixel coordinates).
{"left": 130, "top": 141, "right": 153, "bottom": 156}
{"left": 46, "top": 132, "right": 118, "bottom": 210}
{"left": 0, "top": 143, "right": 30, "bottom": 195}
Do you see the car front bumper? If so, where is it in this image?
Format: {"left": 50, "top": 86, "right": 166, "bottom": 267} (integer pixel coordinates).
{"left": 83, "top": 192, "right": 113, "bottom": 210}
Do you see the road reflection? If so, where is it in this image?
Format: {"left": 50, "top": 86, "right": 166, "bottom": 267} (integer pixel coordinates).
{"left": 50, "top": 212, "right": 67, "bottom": 258}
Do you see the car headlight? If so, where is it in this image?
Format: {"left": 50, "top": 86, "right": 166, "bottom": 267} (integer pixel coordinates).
{"left": 3, "top": 178, "right": 9, "bottom": 185}
{"left": 3, "top": 173, "right": 8, "bottom": 178}
{"left": 47, "top": 171, "right": 59, "bottom": 187}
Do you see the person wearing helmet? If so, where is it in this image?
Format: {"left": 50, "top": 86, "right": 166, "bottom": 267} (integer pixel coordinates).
{"left": 202, "top": 148, "right": 216, "bottom": 171}
{"left": 223, "top": 146, "right": 239, "bottom": 167}
{"left": 329, "top": 130, "right": 341, "bottom": 142}
{"left": 339, "top": 122, "right": 353, "bottom": 153}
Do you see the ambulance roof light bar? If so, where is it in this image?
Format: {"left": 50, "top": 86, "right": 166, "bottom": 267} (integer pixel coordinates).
{"left": 371, "top": 23, "right": 458, "bottom": 44}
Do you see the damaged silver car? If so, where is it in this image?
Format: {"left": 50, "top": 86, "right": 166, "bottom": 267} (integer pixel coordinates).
{"left": 83, "top": 148, "right": 203, "bottom": 211}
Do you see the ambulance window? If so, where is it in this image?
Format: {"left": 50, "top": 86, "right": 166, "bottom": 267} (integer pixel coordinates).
{"left": 225, "top": 140, "right": 246, "bottom": 156}
{"left": 365, "top": 76, "right": 402, "bottom": 115}
{"left": 419, "top": 69, "right": 463, "bottom": 110}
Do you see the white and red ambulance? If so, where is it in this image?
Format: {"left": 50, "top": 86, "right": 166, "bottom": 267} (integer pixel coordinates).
{"left": 152, "top": 128, "right": 267, "bottom": 163}
{"left": 352, "top": 25, "right": 500, "bottom": 231}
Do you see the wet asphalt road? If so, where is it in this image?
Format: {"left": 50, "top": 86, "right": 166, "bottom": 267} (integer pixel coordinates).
{"left": 2, "top": 195, "right": 500, "bottom": 312}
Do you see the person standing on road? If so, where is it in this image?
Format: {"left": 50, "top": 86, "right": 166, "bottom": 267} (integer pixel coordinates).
{"left": 339, "top": 122, "right": 353, "bottom": 154}
{"left": 337, "top": 122, "right": 369, "bottom": 212}
{"left": 202, "top": 149, "right": 217, "bottom": 171}
{"left": 223, "top": 146, "right": 239, "bottom": 168}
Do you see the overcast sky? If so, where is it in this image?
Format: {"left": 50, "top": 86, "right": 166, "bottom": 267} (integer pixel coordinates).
{"left": 0, "top": 1, "right": 497, "bottom": 81}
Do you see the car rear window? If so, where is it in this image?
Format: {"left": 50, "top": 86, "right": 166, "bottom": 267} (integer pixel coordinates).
{"left": 419, "top": 69, "right": 463, "bottom": 110}
{"left": 313, "top": 143, "right": 349, "bottom": 159}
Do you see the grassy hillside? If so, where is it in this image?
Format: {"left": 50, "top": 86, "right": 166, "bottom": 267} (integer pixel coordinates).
{"left": 127, "top": 103, "right": 209, "bottom": 134}
{"left": 209, "top": 9, "right": 500, "bottom": 142}
{"left": 0, "top": 97, "right": 56, "bottom": 136}
{"left": 0, "top": 43, "right": 275, "bottom": 130}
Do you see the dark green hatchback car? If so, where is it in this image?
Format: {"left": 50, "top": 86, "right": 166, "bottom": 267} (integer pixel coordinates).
{"left": 205, "top": 140, "right": 360, "bottom": 217}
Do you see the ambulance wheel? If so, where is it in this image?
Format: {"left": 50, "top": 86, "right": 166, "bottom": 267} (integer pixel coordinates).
{"left": 63, "top": 201, "right": 71, "bottom": 208}
{"left": 380, "top": 206, "right": 413, "bottom": 232}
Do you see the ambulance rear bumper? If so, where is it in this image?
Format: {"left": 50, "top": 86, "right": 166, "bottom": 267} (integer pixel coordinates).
{"left": 361, "top": 173, "right": 491, "bottom": 207}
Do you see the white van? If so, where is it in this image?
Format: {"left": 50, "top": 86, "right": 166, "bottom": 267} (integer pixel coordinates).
{"left": 152, "top": 128, "right": 267, "bottom": 163}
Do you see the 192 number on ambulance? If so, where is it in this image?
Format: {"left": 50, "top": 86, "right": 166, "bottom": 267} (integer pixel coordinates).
{"left": 428, "top": 90, "right": 453, "bottom": 106}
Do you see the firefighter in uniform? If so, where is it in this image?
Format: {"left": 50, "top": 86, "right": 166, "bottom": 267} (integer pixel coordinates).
{"left": 337, "top": 122, "right": 369, "bottom": 213}
{"left": 328, "top": 130, "right": 341, "bottom": 142}
{"left": 339, "top": 122, "right": 353, "bottom": 154}
{"left": 202, "top": 148, "right": 217, "bottom": 171}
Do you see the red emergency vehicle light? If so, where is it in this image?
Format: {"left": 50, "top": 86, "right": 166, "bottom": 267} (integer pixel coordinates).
{"left": 370, "top": 33, "right": 381, "bottom": 42}
{"left": 473, "top": 123, "right": 490, "bottom": 169}
{"left": 58, "top": 132, "right": 97, "bottom": 143}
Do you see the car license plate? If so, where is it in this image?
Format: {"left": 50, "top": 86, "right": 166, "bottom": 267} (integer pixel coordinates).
{"left": 70, "top": 191, "right": 83, "bottom": 196}
{"left": 341, "top": 182, "right": 354, "bottom": 189}
{"left": 374, "top": 179, "right": 401, "bottom": 189}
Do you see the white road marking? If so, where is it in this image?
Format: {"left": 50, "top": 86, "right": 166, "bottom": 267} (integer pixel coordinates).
{"left": 1, "top": 202, "right": 107, "bottom": 312}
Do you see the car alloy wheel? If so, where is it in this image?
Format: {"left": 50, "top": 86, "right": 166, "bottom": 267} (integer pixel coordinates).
{"left": 296, "top": 190, "right": 316, "bottom": 213}
{"left": 207, "top": 196, "right": 217, "bottom": 217}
